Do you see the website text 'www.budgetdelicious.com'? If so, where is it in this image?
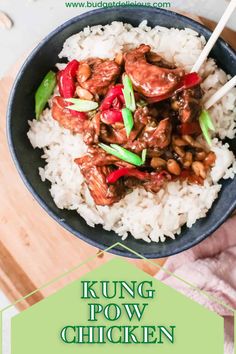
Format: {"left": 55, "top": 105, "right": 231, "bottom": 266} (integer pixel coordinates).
{"left": 65, "top": 1, "right": 171, "bottom": 8}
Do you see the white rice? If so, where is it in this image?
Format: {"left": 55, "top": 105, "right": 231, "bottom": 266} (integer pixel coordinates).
{"left": 27, "top": 21, "right": 236, "bottom": 243}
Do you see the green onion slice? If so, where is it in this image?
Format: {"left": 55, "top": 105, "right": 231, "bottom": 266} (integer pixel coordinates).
{"left": 199, "top": 110, "right": 215, "bottom": 146}
{"left": 122, "top": 108, "right": 134, "bottom": 137}
{"left": 98, "top": 143, "right": 144, "bottom": 166}
{"left": 202, "top": 110, "right": 215, "bottom": 131}
{"left": 122, "top": 74, "right": 136, "bottom": 112}
{"left": 35, "top": 71, "right": 57, "bottom": 120}
{"left": 65, "top": 98, "right": 98, "bottom": 112}
{"left": 141, "top": 149, "right": 147, "bottom": 164}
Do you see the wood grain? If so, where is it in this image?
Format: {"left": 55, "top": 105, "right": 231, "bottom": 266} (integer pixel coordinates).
{"left": 0, "top": 14, "right": 235, "bottom": 311}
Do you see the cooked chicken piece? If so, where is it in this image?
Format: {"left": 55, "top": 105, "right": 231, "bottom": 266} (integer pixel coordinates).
{"left": 125, "top": 118, "right": 172, "bottom": 153}
{"left": 77, "top": 58, "right": 121, "bottom": 97}
{"left": 124, "top": 44, "right": 184, "bottom": 98}
{"left": 171, "top": 86, "right": 203, "bottom": 123}
{"left": 147, "top": 51, "right": 176, "bottom": 69}
{"left": 83, "top": 112, "right": 101, "bottom": 145}
{"left": 100, "top": 123, "right": 128, "bottom": 145}
{"left": 100, "top": 106, "right": 152, "bottom": 146}
{"left": 51, "top": 96, "right": 87, "bottom": 134}
{"left": 179, "top": 87, "right": 203, "bottom": 123}
{"left": 143, "top": 171, "right": 172, "bottom": 193}
{"left": 124, "top": 170, "right": 172, "bottom": 193}
{"left": 83, "top": 147, "right": 134, "bottom": 169}
{"left": 75, "top": 153, "right": 125, "bottom": 206}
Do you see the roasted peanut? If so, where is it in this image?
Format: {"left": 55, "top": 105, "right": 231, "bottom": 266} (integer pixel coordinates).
{"left": 172, "top": 135, "right": 187, "bottom": 147}
{"left": 195, "top": 150, "right": 206, "bottom": 161}
{"left": 76, "top": 86, "right": 93, "bottom": 100}
{"left": 151, "top": 157, "right": 167, "bottom": 169}
{"left": 192, "top": 161, "right": 206, "bottom": 179}
{"left": 182, "top": 135, "right": 203, "bottom": 149}
{"left": 183, "top": 152, "right": 193, "bottom": 168}
{"left": 171, "top": 100, "right": 179, "bottom": 111}
{"left": 173, "top": 145, "right": 185, "bottom": 158}
{"left": 115, "top": 52, "right": 124, "bottom": 65}
{"left": 167, "top": 159, "right": 181, "bottom": 176}
{"left": 77, "top": 63, "right": 91, "bottom": 83}
{"left": 204, "top": 151, "right": 216, "bottom": 167}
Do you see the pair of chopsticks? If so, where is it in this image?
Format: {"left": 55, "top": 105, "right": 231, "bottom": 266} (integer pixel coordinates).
{"left": 192, "top": 0, "right": 236, "bottom": 110}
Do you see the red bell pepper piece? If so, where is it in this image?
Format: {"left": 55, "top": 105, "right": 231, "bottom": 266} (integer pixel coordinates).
{"left": 112, "top": 97, "right": 123, "bottom": 110}
{"left": 107, "top": 168, "right": 172, "bottom": 184}
{"left": 58, "top": 59, "right": 79, "bottom": 99}
{"left": 101, "top": 109, "right": 123, "bottom": 124}
{"left": 175, "top": 72, "right": 202, "bottom": 93}
{"left": 178, "top": 121, "right": 202, "bottom": 135}
{"left": 100, "top": 84, "right": 125, "bottom": 111}
{"left": 107, "top": 168, "right": 149, "bottom": 184}
{"left": 100, "top": 84, "right": 126, "bottom": 124}
{"left": 107, "top": 168, "right": 130, "bottom": 183}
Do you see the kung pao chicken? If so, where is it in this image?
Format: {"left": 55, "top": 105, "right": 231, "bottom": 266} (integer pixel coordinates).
{"left": 36, "top": 44, "right": 216, "bottom": 206}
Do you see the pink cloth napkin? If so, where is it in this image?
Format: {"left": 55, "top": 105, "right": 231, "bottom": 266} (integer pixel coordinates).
{"left": 156, "top": 216, "right": 236, "bottom": 353}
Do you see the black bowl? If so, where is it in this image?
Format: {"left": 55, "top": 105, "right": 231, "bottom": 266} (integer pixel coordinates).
{"left": 7, "top": 7, "right": 236, "bottom": 258}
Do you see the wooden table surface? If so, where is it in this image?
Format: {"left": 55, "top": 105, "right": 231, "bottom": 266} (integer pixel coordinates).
{"left": 0, "top": 15, "right": 235, "bottom": 311}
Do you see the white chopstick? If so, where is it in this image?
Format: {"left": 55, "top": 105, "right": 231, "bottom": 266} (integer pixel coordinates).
{"left": 191, "top": 0, "right": 236, "bottom": 73}
{"left": 204, "top": 75, "right": 236, "bottom": 110}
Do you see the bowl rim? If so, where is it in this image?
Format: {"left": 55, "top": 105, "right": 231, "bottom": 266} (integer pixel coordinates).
{"left": 6, "top": 6, "right": 236, "bottom": 259}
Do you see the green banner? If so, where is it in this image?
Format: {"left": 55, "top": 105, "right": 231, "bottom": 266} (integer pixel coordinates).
{"left": 10, "top": 258, "right": 224, "bottom": 353}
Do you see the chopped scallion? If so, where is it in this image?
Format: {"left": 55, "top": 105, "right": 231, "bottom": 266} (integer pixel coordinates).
{"left": 99, "top": 143, "right": 144, "bottom": 166}
{"left": 35, "top": 71, "right": 57, "bottom": 120}
{"left": 141, "top": 149, "right": 147, "bottom": 164}
{"left": 203, "top": 110, "right": 215, "bottom": 132}
{"left": 199, "top": 110, "right": 215, "bottom": 146}
{"left": 122, "top": 108, "right": 134, "bottom": 137}
{"left": 122, "top": 74, "right": 136, "bottom": 112}
{"left": 65, "top": 98, "right": 98, "bottom": 112}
